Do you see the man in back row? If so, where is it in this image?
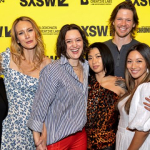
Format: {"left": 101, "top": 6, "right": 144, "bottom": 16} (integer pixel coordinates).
{"left": 105, "top": 1, "right": 139, "bottom": 78}
{"left": 104, "top": 0, "right": 150, "bottom": 121}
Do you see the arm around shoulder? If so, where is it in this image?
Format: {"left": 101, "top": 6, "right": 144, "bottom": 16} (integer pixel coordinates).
{"left": 114, "top": 77, "right": 127, "bottom": 97}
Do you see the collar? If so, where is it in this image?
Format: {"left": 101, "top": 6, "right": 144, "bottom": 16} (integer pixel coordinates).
{"left": 60, "top": 54, "right": 88, "bottom": 67}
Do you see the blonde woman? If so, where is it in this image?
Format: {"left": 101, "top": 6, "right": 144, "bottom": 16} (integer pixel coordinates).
{"left": 0, "top": 16, "right": 51, "bottom": 149}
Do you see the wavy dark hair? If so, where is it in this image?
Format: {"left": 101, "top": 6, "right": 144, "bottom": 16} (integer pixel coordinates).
{"left": 120, "top": 43, "right": 150, "bottom": 114}
{"left": 109, "top": 1, "right": 139, "bottom": 38}
{"left": 86, "top": 42, "right": 114, "bottom": 76}
{"left": 56, "top": 24, "right": 89, "bottom": 62}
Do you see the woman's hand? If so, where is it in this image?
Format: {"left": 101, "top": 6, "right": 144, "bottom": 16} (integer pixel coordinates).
{"left": 33, "top": 129, "right": 47, "bottom": 150}
{"left": 36, "top": 143, "right": 45, "bottom": 150}
{"left": 36, "top": 138, "right": 47, "bottom": 150}
{"left": 40, "top": 123, "right": 47, "bottom": 149}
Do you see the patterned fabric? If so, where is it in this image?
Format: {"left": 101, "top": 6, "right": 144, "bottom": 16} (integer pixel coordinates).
{"left": 85, "top": 75, "right": 119, "bottom": 150}
{"left": 1, "top": 48, "right": 38, "bottom": 150}
{"left": 27, "top": 55, "right": 89, "bottom": 145}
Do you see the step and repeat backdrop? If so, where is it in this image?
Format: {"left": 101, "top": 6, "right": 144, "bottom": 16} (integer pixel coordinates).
{"left": 0, "top": 0, "right": 150, "bottom": 59}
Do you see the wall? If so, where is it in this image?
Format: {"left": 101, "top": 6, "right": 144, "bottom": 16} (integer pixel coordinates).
{"left": 0, "top": 0, "right": 150, "bottom": 59}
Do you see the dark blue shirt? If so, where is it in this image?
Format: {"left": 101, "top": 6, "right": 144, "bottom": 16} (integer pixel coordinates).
{"left": 105, "top": 39, "right": 139, "bottom": 78}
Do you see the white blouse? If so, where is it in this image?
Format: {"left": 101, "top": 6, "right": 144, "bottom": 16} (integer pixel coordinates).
{"left": 129, "top": 82, "right": 150, "bottom": 132}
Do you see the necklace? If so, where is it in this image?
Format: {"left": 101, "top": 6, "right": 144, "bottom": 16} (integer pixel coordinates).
{"left": 73, "top": 63, "right": 83, "bottom": 83}
{"left": 71, "top": 62, "right": 80, "bottom": 67}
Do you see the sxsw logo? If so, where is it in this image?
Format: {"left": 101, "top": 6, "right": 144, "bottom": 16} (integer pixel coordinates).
{"left": 81, "top": 0, "right": 89, "bottom": 5}
{"left": 0, "top": 0, "right": 5, "bottom": 3}
{"left": 81, "top": 25, "right": 109, "bottom": 37}
{"left": 126, "top": 0, "right": 150, "bottom": 6}
{"left": 20, "top": 0, "right": 68, "bottom": 7}
{"left": 0, "top": 26, "right": 11, "bottom": 37}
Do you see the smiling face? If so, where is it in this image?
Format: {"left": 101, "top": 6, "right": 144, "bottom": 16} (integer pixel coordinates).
{"left": 65, "top": 29, "right": 83, "bottom": 61}
{"left": 113, "top": 9, "right": 135, "bottom": 38}
{"left": 127, "top": 50, "right": 147, "bottom": 84}
{"left": 88, "top": 47, "right": 105, "bottom": 75}
{"left": 15, "top": 20, "right": 37, "bottom": 50}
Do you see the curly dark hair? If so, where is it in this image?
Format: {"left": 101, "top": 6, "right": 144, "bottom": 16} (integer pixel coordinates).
{"left": 56, "top": 24, "right": 89, "bottom": 62}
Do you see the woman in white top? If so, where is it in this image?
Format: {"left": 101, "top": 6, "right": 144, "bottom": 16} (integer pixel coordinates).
{"left": 116, "top": 43, "right": 150, "bottom": 150}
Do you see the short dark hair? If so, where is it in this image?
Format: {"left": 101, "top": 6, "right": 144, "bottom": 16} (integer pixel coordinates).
{"left": 56, "top": 24, "right": 89, "bottom": 62}
{"left": 87, "top": 42, "right": 114, "bottom": 76}
{"left": 109, "top": 1, "right": 139, "bottom": 38}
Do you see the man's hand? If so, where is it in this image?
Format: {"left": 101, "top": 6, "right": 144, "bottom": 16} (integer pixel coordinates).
{"left": 143, "top": 96, "right": 150, "bottom": 111}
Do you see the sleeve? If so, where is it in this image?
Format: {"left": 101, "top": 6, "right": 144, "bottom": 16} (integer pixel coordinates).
{"left": 1, "top": 48, "right": 11, "bottom": 71}
{"left": 27, "top": 64, "right": 59, "bottom": 132}
{"left": 128, "top": 83, "right": 150, "bottom": 132}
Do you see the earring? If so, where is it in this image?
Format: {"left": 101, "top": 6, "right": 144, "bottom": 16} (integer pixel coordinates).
{"left": 147, "top": 69, "right": 149, "bottom": 73}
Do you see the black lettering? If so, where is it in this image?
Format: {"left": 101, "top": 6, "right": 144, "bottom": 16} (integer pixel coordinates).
{"left": 97, "top": 26, "right": 108, "bottom": 36}
{"left": 0, "top": 0, "right": 5, "bottom": 2}
{"left": 20, "top": 0, "right": 28, "bottom": 6}
{"left": 28, "top": 0, "right": 36, "bottom": 6}
{"left": 5, "top": 27, "right": 11, "bottom": 37}
{"left": 133, "top": 0, "right": 140, "bottom": 6}
{"left": 89, "top": 26, "right": 96, "bottom": 36}
{"left": 36, "top": 0, "right": 44, "bottom": 6}
{"left": 0, "top": 26, "right": 3, "bottom": 37}
{"left": 58, "top": 0, "right": 68, "bottom": 6}
{"left": 45, "top": 0, "right": 55, "bottom": 6}
{"left": 81, "top": 0, "right": 89, "bottom": 5}
{"left": 125, "top": 0, "right": 132, "bottom": 2}
{"left": 140, "top": 0, "right": 147, "bottom": 6}
{"left": 81, "top": 26, "right": 89, "bottom": 36}
{"left": 50, "top": 56, "right": 57, "bottom": 60}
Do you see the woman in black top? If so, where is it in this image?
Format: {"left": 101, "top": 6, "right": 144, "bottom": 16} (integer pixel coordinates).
{"left": 0, "top": 56, "right": 8, "bottom": 145}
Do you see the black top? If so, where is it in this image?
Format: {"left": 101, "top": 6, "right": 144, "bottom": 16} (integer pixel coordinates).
{"left": 0, "top": 78, "right": 8, "bottom": 145}
{"left": 104, "top": 39, "right": 139, "bottom": 78}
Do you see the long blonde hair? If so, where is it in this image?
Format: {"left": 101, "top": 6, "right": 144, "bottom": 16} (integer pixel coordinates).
{"left": 123, "top": 43, "right": 150, "bottom": 114}
{"left": 10, "top": 16, "right": 45, "bottom": 70}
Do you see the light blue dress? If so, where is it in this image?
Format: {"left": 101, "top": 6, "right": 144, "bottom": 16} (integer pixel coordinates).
{"left": 1, "top": 48, "right": 38, "bottom": 150}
